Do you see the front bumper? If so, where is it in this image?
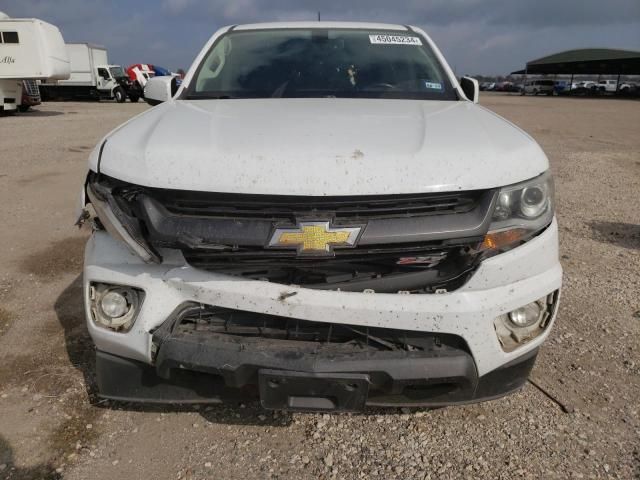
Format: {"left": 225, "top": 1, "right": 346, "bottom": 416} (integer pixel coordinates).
{"left": 96, "top": 346, "right": 539, "bottom": 408}
{"left": 84, "top": 219, "right": 562, "bottom": 407}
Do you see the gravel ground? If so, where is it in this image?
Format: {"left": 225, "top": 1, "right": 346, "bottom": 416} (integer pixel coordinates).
{"left": 0, "top": 93, "right": 638, "bottom": 480}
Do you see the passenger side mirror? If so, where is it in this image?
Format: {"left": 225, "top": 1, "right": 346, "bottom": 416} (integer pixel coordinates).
{"left": 144, "top": 76, "right": 178, "bottom": 106}
{"left": 460, "top": 76, "right": 479, "bottom": 103}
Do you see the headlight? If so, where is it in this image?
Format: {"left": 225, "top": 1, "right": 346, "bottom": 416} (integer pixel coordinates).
{"left": 481, "top": 171, "right": 554, "bottom": 254}
{"left": 86, "top": 177, "right": 161, "bottom": 263}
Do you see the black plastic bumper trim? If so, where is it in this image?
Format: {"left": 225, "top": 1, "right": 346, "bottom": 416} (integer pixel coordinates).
{"left": 95, "top": 345, "right": 538, "bottom": 409}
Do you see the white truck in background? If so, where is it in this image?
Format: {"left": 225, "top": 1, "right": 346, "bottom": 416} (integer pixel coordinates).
{"left": 40, "top": 43, "right": 142, "bottom": 103}
{"left": 0, "top": 11, "right": 69, "bottom": 113}
{"left": 597, "top": 79, "right": 618, "bottom": 93}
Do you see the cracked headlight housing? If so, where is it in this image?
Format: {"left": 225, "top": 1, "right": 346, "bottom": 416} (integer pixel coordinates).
{"left": 85, "top": 174, "right": 161, "bottom": 263}
{"left": 481, "top": 171, "right": 554, "bottom": 255}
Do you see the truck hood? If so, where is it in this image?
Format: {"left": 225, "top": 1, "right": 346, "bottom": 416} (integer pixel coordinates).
{"left": 97, "top": 99, "right": 548, "bottom": 195}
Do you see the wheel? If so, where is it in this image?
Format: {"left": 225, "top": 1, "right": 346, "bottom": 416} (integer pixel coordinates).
{"left": 18, "top": 105, "right": 30, "bottom": 112}
{"left": 128, "top": 95, "right": 140, "bottom": 103}
{"left": 114, "top": 87, "right": 126, "bottom": 103}
{"left": 533, "top": 89, "right": 539, "bottom": 96}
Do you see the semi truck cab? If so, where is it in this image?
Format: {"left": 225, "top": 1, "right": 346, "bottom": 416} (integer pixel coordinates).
{"left": 96, "top": 65, "right": 136, "bottom": 102}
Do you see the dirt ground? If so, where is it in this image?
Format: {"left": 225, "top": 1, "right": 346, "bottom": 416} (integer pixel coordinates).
{"left": 0, "top": 93, "right": 638, "bottom": 480}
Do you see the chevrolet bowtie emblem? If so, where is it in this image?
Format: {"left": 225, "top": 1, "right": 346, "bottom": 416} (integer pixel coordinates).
{"left": 268, "top": 222, "right": 362, "bottom": 255}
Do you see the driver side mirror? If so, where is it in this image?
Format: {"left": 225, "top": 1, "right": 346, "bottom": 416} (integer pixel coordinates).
{"left": 144, "top": 76, "right": 178, "bottom": 106}
{"left": 460, "top": 76, "right": 479, "bottom": 103}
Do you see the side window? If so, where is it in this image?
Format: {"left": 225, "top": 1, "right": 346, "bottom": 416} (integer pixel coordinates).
{"left": 97, "top": 68, "right": 110, "bottom": 79}
{"left": 1, "top": 31, "right": 20, "bottom": 44}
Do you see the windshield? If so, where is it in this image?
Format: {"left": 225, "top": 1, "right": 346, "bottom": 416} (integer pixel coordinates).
{"left": 186, "top": 28, "right": 457, "bottom": 100}
{"left": 109, "top": 67, "right": 126, "bottom": 78}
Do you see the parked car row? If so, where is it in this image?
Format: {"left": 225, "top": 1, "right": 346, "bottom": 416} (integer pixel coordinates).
{"left": 480, "top": 81, "right": 520, "bottom": 92}
{"left": 481, "top": 78, "right": 639, "bottom": 98}
{"left": 557, "top": 80, "right": 639, "bottom": 97}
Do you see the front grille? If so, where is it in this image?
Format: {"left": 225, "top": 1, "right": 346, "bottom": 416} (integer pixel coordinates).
{"left": 173, "top": 303, "right": 468, "bottom": 353}
{"left": 183, "top": 239, "right": 480, "bottom": 293}
{"left": 151, "top": 189, "right": 483, "bottom": 221}
{"left": 89, "top": 174, "right": 491, "bottom": 294}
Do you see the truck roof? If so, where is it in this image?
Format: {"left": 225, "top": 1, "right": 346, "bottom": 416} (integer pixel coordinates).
{"left": 233, "top": 21, "right": 411, "bottom": 31}
{"left": 0, "top": 17, "right": 44, "bottom": 22}
{"left": 66, "top": 42, "right": 107, "bottom": 50}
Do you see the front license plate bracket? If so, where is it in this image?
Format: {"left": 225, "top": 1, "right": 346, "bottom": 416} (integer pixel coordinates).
{"left": 258, "top": 369, "right": 370, "bottom": 412}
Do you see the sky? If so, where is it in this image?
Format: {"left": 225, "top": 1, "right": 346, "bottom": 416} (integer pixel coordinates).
{"left": 1, "top": 0, "right": 639, "bottom": 75}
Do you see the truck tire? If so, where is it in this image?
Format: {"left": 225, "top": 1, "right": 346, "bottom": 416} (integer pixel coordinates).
{"left": 18, "top": 105, "right": 31, "bottom": 112}
{"left": 128, "top": 94, "right": 140, "bottom": 103}
{"left": 114, "top": 87, "right": 126, "bottom": 103}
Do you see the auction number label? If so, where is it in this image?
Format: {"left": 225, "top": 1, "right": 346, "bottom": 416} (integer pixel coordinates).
{"left": 369, "top": 35, "right": 422, "bottom": 46}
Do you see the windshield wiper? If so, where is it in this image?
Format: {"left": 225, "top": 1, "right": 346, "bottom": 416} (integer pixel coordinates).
{"left": 186, "top": 94, "right": 239, "bottom": 100}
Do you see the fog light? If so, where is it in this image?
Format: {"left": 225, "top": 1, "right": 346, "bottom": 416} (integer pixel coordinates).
{"left": 89, "top": 283, "right": 144, "bottom": 332}
{"left": 508, "top": 303, "right": 542, "bottom": 328}
{"left": 100, "top": 291, "right": 129, "bottom": 318}
{"left": 494, "top": 291, "right": 559, "bottom": 352}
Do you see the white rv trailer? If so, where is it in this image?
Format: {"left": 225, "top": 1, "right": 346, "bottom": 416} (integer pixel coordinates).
{"left": 0, "top": 12, "right": 69, "bottom": 112}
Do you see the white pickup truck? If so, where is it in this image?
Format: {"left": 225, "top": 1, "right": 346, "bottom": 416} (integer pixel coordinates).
{"left": 79, "top": 22, "right": 561, "bottom": 411}
{"left": 597, "top": 79, "right": 618, "bottom": 93}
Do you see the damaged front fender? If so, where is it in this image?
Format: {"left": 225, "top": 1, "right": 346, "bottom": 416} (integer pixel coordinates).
{"left": 75, "top": 181, "right": 88, "bottom": 227}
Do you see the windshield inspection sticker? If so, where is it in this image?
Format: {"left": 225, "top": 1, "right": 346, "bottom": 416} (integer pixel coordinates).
{"left": 369, "top": 34, "right": 422, "bottom": 46}
{"left": 424, "top": 81, "right": 443, "bottom": 90}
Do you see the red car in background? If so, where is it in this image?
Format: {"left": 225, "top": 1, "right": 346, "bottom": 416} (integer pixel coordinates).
{"left": 125, "top": 64, "right": 155, "bottom": 102}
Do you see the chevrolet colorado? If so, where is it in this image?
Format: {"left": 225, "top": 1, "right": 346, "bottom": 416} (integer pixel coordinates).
{"left": 79, "top": 22, "right": 561, "bottom": 411}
